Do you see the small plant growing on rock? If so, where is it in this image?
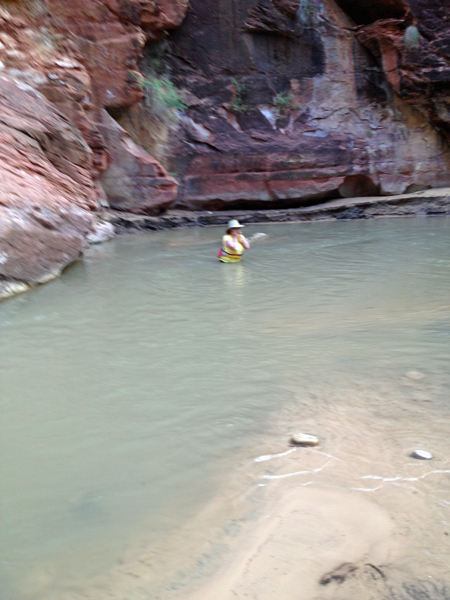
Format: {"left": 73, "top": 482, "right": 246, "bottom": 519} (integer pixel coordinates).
{"left": 131, "top": 72, "right": 186, "bottom": 115}
{"left": 230, "top": 77, "right": 247, "bottom": 113}
{"left": 404, "top": 25, "right": 421, "bottom": 50}
{"left": 274, "top": 92, "right": 296, "bottom": 113}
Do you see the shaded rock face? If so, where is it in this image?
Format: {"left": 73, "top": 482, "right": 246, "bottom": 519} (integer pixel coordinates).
{"left": 40, "top": 0, "right": 188, "bottom": 212}
{"left": 170, "top": 0, "right": 324, "bottom": 86}
{"left": 38, "top": 0, "right": 189, "bottom": 211}
{"left": 98, "top": 111, "right": 178, "bottom": 215}
{"left": 0, "top": 75, "right": 95, "bottom": 284}
{"left": 168, "top": 0, "right": 324, "bottom": 107}
{"left": 334, "top": 0, "right": 408, "bottom": 25}
{"left": 136, "top": 0, "right": 450, "bottom": 210}
{"left": 349, "top": 0, "right": 450, "bottom": 142}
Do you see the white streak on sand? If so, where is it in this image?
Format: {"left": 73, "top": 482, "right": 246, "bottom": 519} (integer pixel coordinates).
{"left": 263, "top": 470, "right": 311, "bottom": 480}
{"left": 256, "top": 448, "right": 340, "bottom": 466}
{"left": 263, "top": 458, "right": 335, "bottom": 480}
{"left": 255, "top": 448, "right": 297, "bottom": 463}
{"left": 353, "top": 469, "right": 450, "bottom": 493}
{"left": 389, "top": 482, "right": 418, "bottom": 491}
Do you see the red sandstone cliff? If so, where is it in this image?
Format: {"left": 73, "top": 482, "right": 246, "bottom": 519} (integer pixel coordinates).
{"left": 0, "top": 0, "right": 188, "bottom": 295}
{"left": 142, "top": 0, "right": 450, "bottom": 210}
{"left": 0, "top": 75, "right": 95, "bottom": 289}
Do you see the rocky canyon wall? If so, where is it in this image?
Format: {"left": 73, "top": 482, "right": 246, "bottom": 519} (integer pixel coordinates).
{"left": 0, "top": 0, "right": 188, "bottom": 295}
{"left": 132, "top": 0, "right": 450, "bottom": 210}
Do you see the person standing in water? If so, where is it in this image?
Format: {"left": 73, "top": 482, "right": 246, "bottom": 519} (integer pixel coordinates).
{"left": 218, "top": 220, "right": 250, "bottom": 263}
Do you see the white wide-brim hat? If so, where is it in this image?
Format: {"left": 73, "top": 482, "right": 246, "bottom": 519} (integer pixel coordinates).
{"left": 227, "top": 219, "right": 245, "bottom": 229}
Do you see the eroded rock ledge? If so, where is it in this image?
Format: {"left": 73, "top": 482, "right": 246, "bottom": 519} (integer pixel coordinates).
{"left": 102, "top": 188, "right": 450, "bottom": 233}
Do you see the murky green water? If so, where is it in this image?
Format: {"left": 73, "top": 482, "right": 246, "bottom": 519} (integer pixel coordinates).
{"left": 1, "top": 218, "right": 450, "bottom": 599}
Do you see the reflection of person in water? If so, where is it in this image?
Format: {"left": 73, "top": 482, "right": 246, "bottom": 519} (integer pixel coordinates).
{"left": 218, "top": 220, "right": 250, "bottom": 263}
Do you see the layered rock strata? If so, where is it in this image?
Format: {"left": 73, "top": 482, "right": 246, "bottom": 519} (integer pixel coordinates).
{"left": 103, "top": 187, "right": 450, "bottom": 233}
{"left": 98, "top": 111, "right": 177, "bottom": 214}
{"left": 36, "top": 0, "right": 188, "bottom": 208}
{"left": 128, "top": 0, "right": 450, "bottom": 210}
{"left": 0, "top": 75, "right": 95, "bottom": 290}
{"left": 338, "top": 0, "right": 450, "bottom": 142}
{"left": 0, "top": 1, "right": 188, "bottom": 208}
{"left": 0, "top": 0, "right": 188, "bottom": 296}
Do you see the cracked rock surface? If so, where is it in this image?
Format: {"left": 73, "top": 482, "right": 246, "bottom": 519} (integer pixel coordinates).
{"left": 0, "top": 75, "right": 95, "bottom": 287}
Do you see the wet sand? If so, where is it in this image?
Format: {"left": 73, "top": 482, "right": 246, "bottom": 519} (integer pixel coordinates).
{"left": 46, "top": 378, "right": 450, "bottom": 600}
{"left": 178, "top": 385, "right": 450, "bottom": 600}
{"left": 183, "top": 485, "right": 394, "bottom": 600}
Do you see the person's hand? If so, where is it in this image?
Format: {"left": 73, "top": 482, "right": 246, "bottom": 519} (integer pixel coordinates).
{"left": 239, "top": 234, "right": 250, "bottom": 249}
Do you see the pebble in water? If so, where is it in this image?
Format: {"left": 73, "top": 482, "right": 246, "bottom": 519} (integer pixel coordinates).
{"left": 405, "top": 371, "right": 426, "bottom": 381}
{"left": 411, "top": 450, "right": 433, "bottom": 460}
{"left": 290, "top": 433, "right": 320, "bottom": 447}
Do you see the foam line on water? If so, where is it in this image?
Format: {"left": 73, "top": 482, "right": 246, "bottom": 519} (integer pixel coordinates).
{"left": 254, "top": 448, "right": 297, "bottom": 462}
{"left": 262, "top": 458, "right": 335, "bottom": 480}
{"left": 353, "top": 468, "right": 450, "bottom": 493}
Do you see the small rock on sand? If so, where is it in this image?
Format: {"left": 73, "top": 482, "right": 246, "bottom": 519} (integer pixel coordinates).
{"left": 411, "top": 450, "right": 433, "bottom": 460}
{"left": 290, "top": 433, "right": 320, "bottom": 446}
{"left": 405, "top": 371, "right": 426, "bottom": 381}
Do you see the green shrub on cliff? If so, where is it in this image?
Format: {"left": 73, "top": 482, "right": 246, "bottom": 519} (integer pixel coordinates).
{"left": 274, "top": 92, "right": 296, "bottom": 112}
{"left": 132, "top": 72, "right": 186, "bottom": 114}
{"left": 230, "top": 78, "right": 247, "bottom": 113}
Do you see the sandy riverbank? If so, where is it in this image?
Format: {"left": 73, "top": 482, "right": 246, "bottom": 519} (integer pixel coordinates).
{"left": 183, "top": 484, "right": 395, "bottom": 600}
{"left": 41, "top": 374, "right": 450, "bottom": 600}
{"left": 178, "top": 381, "right": 450, "bottom": 600}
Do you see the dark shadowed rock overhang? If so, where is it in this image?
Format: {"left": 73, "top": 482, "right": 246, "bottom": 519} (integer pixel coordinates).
{"left": 142, "top": 0, "right": 450, "bottom": 211}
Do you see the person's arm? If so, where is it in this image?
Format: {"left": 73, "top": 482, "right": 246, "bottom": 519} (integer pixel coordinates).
{"left": 224, "top": 235, "right": 239, "bottom": 251}
{"left": 239, "top": 235, "right": 250, "bottom": 249}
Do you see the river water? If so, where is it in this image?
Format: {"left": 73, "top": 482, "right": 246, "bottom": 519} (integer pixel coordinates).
{"left": 1, "top": 218, "right": 450, "bottom": 599}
